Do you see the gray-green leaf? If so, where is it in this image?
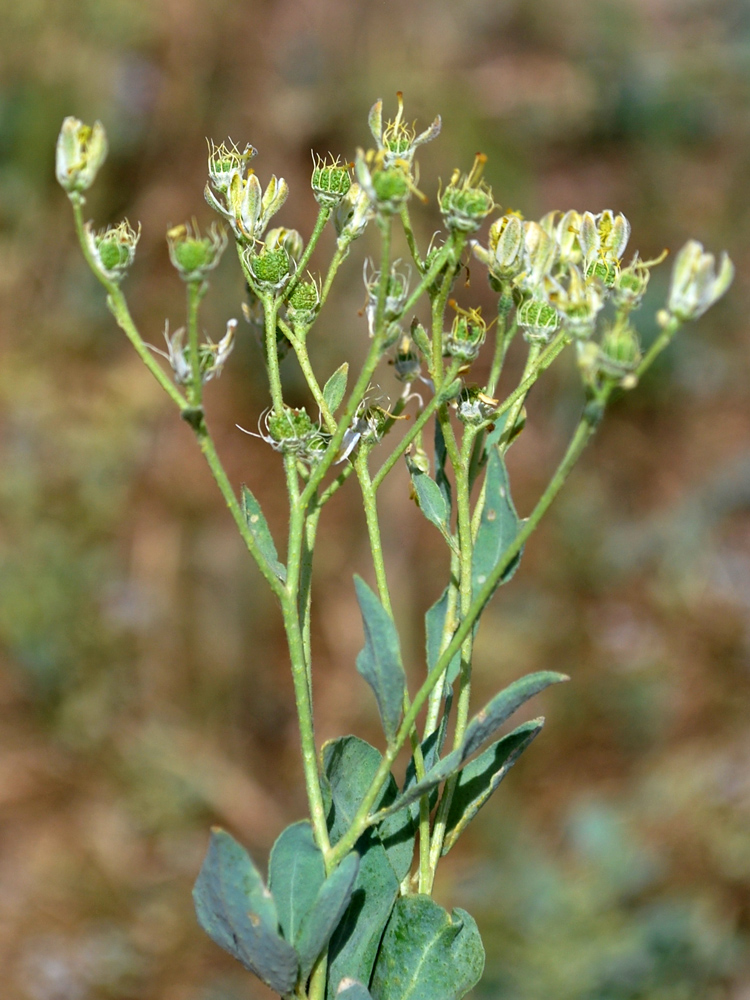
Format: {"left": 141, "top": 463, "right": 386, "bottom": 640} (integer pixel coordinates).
{"left": 193, "top": 828, "right": 299, "bottom": 995}
{"left": 326, "top": 835, "right": 399, "bottom": 1000}
{"left": 472, "top": 447, "right": 521, "bottom": 599}
{"left": 442, "top": 718, "right": 544, "bottom": 854}
{"left": 336, "top": 979, "right": 373, "bottom": 1000}
{"left": 460, "top": 670, "right": 566, "bottom": 760}
{"left": 296, "top": 851, "right": 360, "bottom": 980}
{"left": 434, "top": 420, "right": 452, "bottom": 515}
{"left": 241, "top": 485, "right": 286, "bottom": 582}
{"left": 408, "top": 460, "right": 452, "bottom": 545}
{"left": 323, "top": 362, "right": 349, "bottom": 415}
{"left": 425, "top": 587, "right": 461, "bottom": 687}
{"left": 375, "top": 672, "right": 565, "bottom": 823}
{"left": 323, "top": 736, "right": 415, "bottom": 882}
{"left": 268, "top": 820, "right": 326, "bottom": 945}
{"left": 354, "top": 576, "right": 406, "bottom": 744}
{"left": 370, "top": 895, "right": 485, "bottom": 1000}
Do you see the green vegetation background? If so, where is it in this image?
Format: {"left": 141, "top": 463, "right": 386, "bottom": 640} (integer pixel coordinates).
{"left": 0, "top": 0, "right": 748, "bottom": 997}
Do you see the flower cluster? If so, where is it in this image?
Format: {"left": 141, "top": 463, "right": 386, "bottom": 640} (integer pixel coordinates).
{"left": 204, "top": 139, "right": 288, "bottom": 244}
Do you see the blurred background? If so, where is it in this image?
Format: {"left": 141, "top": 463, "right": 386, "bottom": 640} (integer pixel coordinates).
{"left": 1, "top": 0, "right": 749, "bottom": 997}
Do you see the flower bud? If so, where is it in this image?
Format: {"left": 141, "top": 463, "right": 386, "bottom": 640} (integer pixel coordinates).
{"left": 541, "top": 210, "right": 582, "bottom": 264}
{"left": 311, "top": 155, "right": 352, "bottom": 207}
{"left": 455, "top": 386, "right": 499, "bottom": 426}
{"left": 363, "top": 259, "right": 411, "bottom": 335}
{"left": 546, "top": 264, "right": 605, "bottom": 340}
{"left": 207, "top": 140, "right": 256, "bottom": 194}
{"left": 577, "top": 318, "right": 641, "bottom": 389}
{"left": 392, "top": 333, "right": 421, "bottom": 383}
{"left": 667, "top": 240, "right": 734, "bottom": 322}
{"left": 244, "top": 244, "right": 292, "bottom": 293}
{"left": 444, "top": 304, "right": 487, "bottom": 362}
{"left": 167, "top": 221, "right": 227, "bottom": 283}
{"left": 265, "top": 227, "right": 304, "bottom": 263}
{"left": 262, "top": 406, "right": 328, "bottom": 464}
{"left": 579, "top": 210, "right": 631, "bottom": 286}
{"left": 517, "top": 297, "right": 560, "bottom": 345}
{"left": 515, "top": 222, "right": 558, "bottom": 292}
{"left": 287, "top": 278, "right": 321, "bottom": 331}
{"left": 85, "top": 219, "right": 140, "bottom": 282}
{"left": 612, "top": 250, "right": 668, "bottom": 311}
{"left": 355, "top": 148, "right": 412, "bottom": 215}
{"left": 440, "top": 155, "right": 494, "bottom": 233}
{"left": 56, "top": 117, "right": 108, "bottom": 198}
{"left": 334, "top": 182, "right": 373, "bottom": 246}
{"left": 369, "top": 92, "right": 441, "bottom": 170}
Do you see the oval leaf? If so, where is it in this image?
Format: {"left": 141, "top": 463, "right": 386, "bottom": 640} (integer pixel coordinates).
{"left": 354, "top": 576, "right": 406, "bottom": 744}
{"left": 472, "top": 447, "right": 521, "bottom": 599}
{"left": 370, "top": 895, "right": 485, "bottom": 1000}
{"left": 323, "top": 736, "right": 415, "bottom": 882}
{"left": 268, "top": 820, "right": 326, "bottom": 945}
{"left": 425, "top": 587, "right": 461, "bottom": 687}
{"left": 193, "top": 828, "right": 299, "bottom": 995}
{"left": 442, "top": 718, "right": 544, "bottom": 855}
{"left": 336, "top": 979, "right": 374, "bottom": 1000}
{"left": 296, "top": 851, "right": 360, "bottom": 979}
{"left": 323, "top": 362, "right": 349, "bottom": 414}
{"left": 326, "top": 835, "right": 399, "bottom": 1000}
{"left": 241, "top": 485, "right": 286, "bottom": 582}
{"left": 408, "top": 460, "right": 452, "bottom": 544}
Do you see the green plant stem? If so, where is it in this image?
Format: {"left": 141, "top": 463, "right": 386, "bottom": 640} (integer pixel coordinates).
{"left": 430, "top": 235, "right": 467, "bottom": 385}
{"left": 636, "top": 316, "right": 681, "bottom": 378}
{"left": 353, "top": 446, "right": 431, "bottom": 890}
{"left": 486, "top": 312, "right": 517, "bottom": 397}
{"left": 297, "top": 222, "right": 394, "bottom": 510}
{"left": 70, "top": 202, "right": 290, "bottom": 598}
{"left": 327, "top": 397, "right": 607, "bottom": 869}
{"left": 371, "top": 367, "right": 461, "bottom": 491}
{"left": 196, "top": 422, "right": 287, "bottom": 599}
{"left": 400, "top": 204, "right": 423, "bottom": 271}
{"left": 186, "top": 280, "right": 206, "bottom": 407}
{"left": 321, "top": 243, "right": 348, "bottom": 305}
{"left": 263, "top": 295, "right": 285, "bottom": 413}
{"left": 285, "top": 205, "right": 332, "bottom": 301}
{"left": 71, "top": 201, "right": 188, "bottom": 409}
{"left": 284, "top": 453, "right": 331, "bottom": 859}
{"left": 425, "top": 424, "right": 477, "bottom": 887}
{"left": 278, "top": 315, "right": 337, "bottom": 432}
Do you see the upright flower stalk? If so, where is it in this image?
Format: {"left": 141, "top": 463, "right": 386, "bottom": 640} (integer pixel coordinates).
{"left": 57, "top": 97, "right": 733, "bottom": 1000}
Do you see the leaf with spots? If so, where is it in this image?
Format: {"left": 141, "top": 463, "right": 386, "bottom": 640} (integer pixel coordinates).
{"left": 241, "top": 484, "right": 286, "bottom": 582}
{"left": 472, "top": 446, "right": 521, "bottom": 600}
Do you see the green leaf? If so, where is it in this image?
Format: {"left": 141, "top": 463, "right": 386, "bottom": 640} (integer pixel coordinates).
{"left": 240, "top": 485, "right": 286, "bottom": 582}
{"left": 354, "top": 576, "right": 406, "bottom": 744}
{"left": 323, "top": 362, "right": 349, "bottom": 414}
{"left": 323, "top": 736, "right": 415, "bottom": 883}
{"left": 373, "top": 750, "right": 462, "bottom": 822}
{"left": 370, "top": 895, "right": 485, "bottom": 1000}
{"left": 193, "top": 828, "right": 299, "bottom": 995}
{"left": 442, "top": 718, "right": 544, "bottom": 854}
{"left": 326, "top": 834, "right": 400, "bottom": 1000}
{"left": 425, "top": 587, "right": 461, "bottom": 687}
{"left": 434, "top": 420, "right": 452, "bottom": 515}
{"left": 408, "top": 461, "right": 452, "bottom": 545}
{"left": 268, "top": 820, "right": 326, "bottom": 945}
{"left": 335, "top": 979, "right": 373, "bottom": 1000}
{"left": 460, "top": 670, "right": 566, "bottom": 761}
{"left": 471, "top": 447, "right": 521, "bottom": 600}
{"left": 296, "top": 851, "right": 360, "bottom": 980}
{"left": 376, "top": 672, "right": 565, "bottom": 823}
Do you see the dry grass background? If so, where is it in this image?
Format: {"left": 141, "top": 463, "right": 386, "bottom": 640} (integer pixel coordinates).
{"left": 1, "top": 0, "right": 749, "bottom": 997}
